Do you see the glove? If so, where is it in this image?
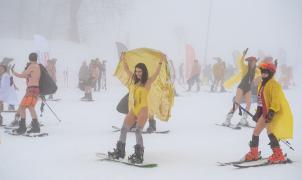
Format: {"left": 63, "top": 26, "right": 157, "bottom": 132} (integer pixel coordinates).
{"left": 266, "top": 109, "right": 275, "bottom": 123}
{"left": 253, "top": 106, "right": 262, "bottom": 122}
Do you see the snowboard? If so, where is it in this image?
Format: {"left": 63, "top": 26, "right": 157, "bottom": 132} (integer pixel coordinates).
{"left": 112, "top": 125, "right": 170, "bottom": 134}
{"left": 96, "top": 152, "right": 157, "bottom": 168}
{"left": 4, "top": 123, "right": 45, "bottom": 130}
{"left": 215, "top": 123, "right": 241, "bottom": 130}
{"left": 4, "top": 129, "right": 48, "bottom": 137}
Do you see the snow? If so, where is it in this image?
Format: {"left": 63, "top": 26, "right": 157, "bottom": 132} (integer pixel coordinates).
{"left": 0, "top": 82, "right": 301, "bottom": 180}
{"left": 0, "top": 37, "right": 301, "bottom": 180}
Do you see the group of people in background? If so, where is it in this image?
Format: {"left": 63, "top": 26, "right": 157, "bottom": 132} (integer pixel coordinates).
{"left": 176, "top": 54, "right": 294, "bottom": 94}
{"left": 78, "top": 58, "right": 106, "bottom": 101}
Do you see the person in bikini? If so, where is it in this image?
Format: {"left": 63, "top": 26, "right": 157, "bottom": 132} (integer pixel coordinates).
{"left": 108, "top": 52, "right": 164, "bottom": 164}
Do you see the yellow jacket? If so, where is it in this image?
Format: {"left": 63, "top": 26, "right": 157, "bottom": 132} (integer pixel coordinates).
{"left": 259, "top": 79, "right": 293, "bottom": 140}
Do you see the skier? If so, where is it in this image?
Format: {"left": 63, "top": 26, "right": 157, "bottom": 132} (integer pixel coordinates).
{"left": 11, "top": 53, "right": 41, "bottom": 134}
{"left": 211, "top": 57, "right": 226, "bottom": 92}
{"left": 243, "top": 62, "right": 293, "bottom": 164}
{"left": 108, "top": 52, "right": 164, "bottom": 164}
{"left": 222, "top": 49, "right": 258, "bottom": 127}
{"left": 86, "top": 59, "right": 99, "bottom": 100}
{"left": 94, "top": 58, "right": 102, "bottom": 91}
{"left": 0, "top": 65, "right": 19, "bottom": 125}
{"left": 186, "top": 60, "right": 201, "bottom": 92}
{"left": 78, "top": 61, "right": 90, "bottom": 100}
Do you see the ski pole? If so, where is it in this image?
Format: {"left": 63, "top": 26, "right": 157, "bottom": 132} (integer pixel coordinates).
{"left": 234, "top": 102, "right": 254, "bottom": 117}
{"left": 281, "top": 140, "right": 295, "bottom": 151}
{"left": 40, "top": 96, "right": 62, "bottom": 122}
{"left": 234, "top": 102, "right": 294, "bottom": 151}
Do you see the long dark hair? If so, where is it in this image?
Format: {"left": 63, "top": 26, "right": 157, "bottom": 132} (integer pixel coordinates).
{"left": 132, "top": 63, "right": 148, "bottom": 85}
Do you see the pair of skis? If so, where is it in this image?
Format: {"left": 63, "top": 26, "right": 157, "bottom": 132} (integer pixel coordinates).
{"left": 215, "top": 123, "right": 254, "bottom": 130}
{"left": 218, "top": 155, "right": 292, "bottom": 168}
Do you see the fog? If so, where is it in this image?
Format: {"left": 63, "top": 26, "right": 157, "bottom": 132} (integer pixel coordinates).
{"left": 1, "top": 1, "right": 302, "bottom": 179}
{"left": 0, "top": 0, "right": 302, "bottom": 83}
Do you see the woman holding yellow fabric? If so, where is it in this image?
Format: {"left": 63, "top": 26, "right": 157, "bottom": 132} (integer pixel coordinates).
{"left": 222, "top": 49, "right": 258, "bottom": 127}
{"left": 108, "top": 53, "right": 164, "bottom": 164}
{"left": 243, "top": 62, "right": 293, "bottom": 164}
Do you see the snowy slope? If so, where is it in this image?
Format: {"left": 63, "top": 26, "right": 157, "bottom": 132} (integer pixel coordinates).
{"left": 0, "top": 84, "right": 301, "bottom": 180}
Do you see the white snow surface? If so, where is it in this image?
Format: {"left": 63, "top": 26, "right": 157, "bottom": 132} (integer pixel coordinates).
{"left": 0, "top": 39, "right": 301, "bottom": 179}
{"left": 0, "top": 84, "right": 301, "bottom": 180}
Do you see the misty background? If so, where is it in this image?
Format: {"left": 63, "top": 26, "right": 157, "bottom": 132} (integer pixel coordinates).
{"left": 0, "top": 0, "right": 301, "bottom": 86}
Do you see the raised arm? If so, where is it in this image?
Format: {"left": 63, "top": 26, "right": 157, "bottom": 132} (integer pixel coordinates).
{"left": 148, "top": 55, "right": 164, "bottom": 84}
{"left": 121, "top": 52, "right": 132, "bottom": 79}
{"left": 11, "top": 64, "right": 30, "bottom": 79}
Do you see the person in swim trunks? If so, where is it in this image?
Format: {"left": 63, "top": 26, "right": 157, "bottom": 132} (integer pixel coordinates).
{"left": 108, "top": 52, "right": 164, "bottom": 164}
{"left": 11, "top": 52, "right": 41, "bottom": 134}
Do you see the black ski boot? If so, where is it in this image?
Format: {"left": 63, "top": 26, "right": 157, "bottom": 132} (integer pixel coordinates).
{"left": 146, "top": 118, "right": 156, "bottom": 133}
{"left": 128, "top": 144, "right": 144, "bottom": 164}
{"left": 13, "top": 119, "right": 27, "bottom": 134}
{"left": 27, "top": 119, "right": 40, "bottom": 133}
{"left": 81, "top": 93, "right": 88, "bottom": 100}
{"left": 108, "top": 141, "right": 126, "bottom": 159}
{"left": 87, "top": 92, "right": 93, "bottom": 101}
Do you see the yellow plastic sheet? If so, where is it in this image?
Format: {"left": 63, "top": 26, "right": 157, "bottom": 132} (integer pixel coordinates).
{"left": 114, "top": 48, "right": 174, "bottom": 121}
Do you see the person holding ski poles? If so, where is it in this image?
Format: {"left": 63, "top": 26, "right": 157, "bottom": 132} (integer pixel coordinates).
{"left": 108, "top": 52, "right": 164, "bottom": 164}
{"left": 11, "top": 53, "right": 41, "bottom": 134}
{"left": 222, "top": 48, "right": 258, "bottom": 127}
{"left": 243, "top": 62, "right": 293, "bottom": 164}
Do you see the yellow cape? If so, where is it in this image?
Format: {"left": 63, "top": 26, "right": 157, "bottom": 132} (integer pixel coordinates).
{"left": 224, "top": 54, "right": 260, "bottom": 89}
{"left": 259, "top": 79, "right": 293, "bottom": 140}
{"left": 114, "top": 48, "right": 174, "bottom": 121}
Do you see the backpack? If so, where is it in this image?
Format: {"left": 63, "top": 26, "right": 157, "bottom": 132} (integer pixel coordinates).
{"left": 39, "top": 64, "right": 57, "bottom": 96}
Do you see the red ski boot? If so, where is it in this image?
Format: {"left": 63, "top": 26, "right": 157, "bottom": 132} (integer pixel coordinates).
{"left": 268, "top": 147, "right": 286, "bottom": 164}
{"left": 244, "top": 147, "right": 261, "bottom": 161}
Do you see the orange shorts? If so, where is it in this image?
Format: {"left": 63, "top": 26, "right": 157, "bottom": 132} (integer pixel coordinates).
{"left": 20, "top": 86, "right": 40, "bottom": 107}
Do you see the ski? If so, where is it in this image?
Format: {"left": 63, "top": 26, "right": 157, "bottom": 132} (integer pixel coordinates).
{"left": 217, "top": 159, "right": 246, "bottom": 166}
{"left": 1, "top": 110, "right": 17, "bottom": 113}
{"left": 46, "top": 98, "right": 61, "bottom": 102}
{"left": 217, "top": 152, "right": 263, "bottom": 166}
{"left": 238, "top": 124, "right": 255, "bottom": 129}
{"left": 233, "top": 158, "right": 293, "bottom": 168}
{"left": 80, "top": 99, "right": 95, "bottom": 102}
{"left": 96, "top": 153, "right": 157, "bottom": 168}
{"left": 112, "top": 126, "right": 170, "bottom": 134}
{"left": 215, "top": 123, "right": 241, "bottom": 130}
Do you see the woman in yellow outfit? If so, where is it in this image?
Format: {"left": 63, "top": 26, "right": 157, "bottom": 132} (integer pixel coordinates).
{"left": 109, "top": 52, "right": 164, "bottom": 164}
{"left": 243, "top": 62, "right": 293, "bottom": 164}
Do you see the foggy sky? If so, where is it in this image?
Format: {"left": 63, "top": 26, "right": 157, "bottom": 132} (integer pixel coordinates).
{"left": 0, "top": 0, "right": 301, "bottom": 66}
